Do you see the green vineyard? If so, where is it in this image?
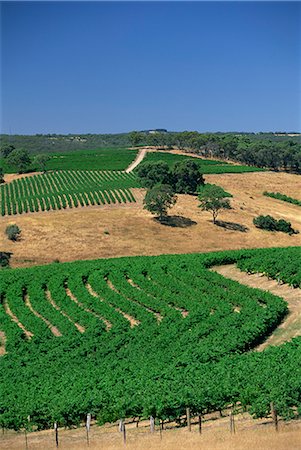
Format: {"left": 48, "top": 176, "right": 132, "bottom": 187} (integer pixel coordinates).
{"left": 0, "top": 170, "right": 138, "bottom": 216}
{"left": 0, "top": 247, "right": 300, "bottom": 430}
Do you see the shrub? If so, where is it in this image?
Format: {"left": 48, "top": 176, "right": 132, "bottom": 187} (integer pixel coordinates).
{"left": 253, "top": 215, "right": 296, "bottom": 234}
{"left": 253, "top": 215, "right": 277, "bottom": 231}
{"left": 5, "top": 224, "right": 21, "bottom": 241}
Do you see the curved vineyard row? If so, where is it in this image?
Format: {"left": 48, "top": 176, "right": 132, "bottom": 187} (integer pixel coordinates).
{"left": 0, "top": 247, "right": 300, "bottom": 430}
{"left": 0, "top": 170, "right": 138, "bottom": 216}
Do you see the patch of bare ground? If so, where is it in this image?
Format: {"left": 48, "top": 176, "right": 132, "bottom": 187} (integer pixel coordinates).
{"left": 125, "top": 149, "right": 147, "bottom": 172}
{"left": 211, "top": 264, "right": 301, "bottom": 350}
{"left": 0, "top": 172, "right": 300, "bottom": 268}
{"left": 45, "top": 289, "right": 85, "bottom": 333}
{"left": 3, "top": 171, "right": 43, "bottom": 183}
{"left": 24, "top": 294, "right": 62, "bottom": 337}
{"left": 0, "top": 330, "right": 6, "bottom": 355}
{"left": 1, "top": 413, "right": 300, "bottom": 450}
{"left": 86, "top": 282, "right": 139, "bottom": 328}
{"left": 65, "top": 287, "right": 112, "bottom": 331}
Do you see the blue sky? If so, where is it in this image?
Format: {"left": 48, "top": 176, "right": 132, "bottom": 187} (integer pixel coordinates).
{"left": 1, "top": 1, "right": 300, "bottom": 134}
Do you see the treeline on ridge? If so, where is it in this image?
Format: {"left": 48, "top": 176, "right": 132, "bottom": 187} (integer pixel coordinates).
{"left": 1, "top": 131, "right": 301, "bottom": 173}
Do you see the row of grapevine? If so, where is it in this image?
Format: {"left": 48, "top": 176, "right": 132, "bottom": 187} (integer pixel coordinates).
{"left": 263, "top": 191, "right": 301, "bottom": 207}
{"left": 0, "top": 170, "right": 138, "bottom": 216}
{"left": 0, "top": 247, "right": 300, "bottom": 430}
{"left": 236, "top": 247, "right": 301, "bottom": 287}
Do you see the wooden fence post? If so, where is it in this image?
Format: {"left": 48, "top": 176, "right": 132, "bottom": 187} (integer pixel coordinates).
{"left": 86, "top": 413, "right": 91, "bottom": 445}
{"left": 54, "top": 422, "right": 59, "bottom": 448}
{"left": 230, "top": 411, "right": 235, "bottom": 434}
{"left": 123, "top": 422, "right": 126, "bottom": 445}
{"left": 186, "top": 407, "right": 191, "bottom": 431}
{"left": 24, "top": 428, "right": 28, "bottom": 450}
{"left": 150, "top": 416, "right": 155, "bottom": 433}
{"left": 270, "top": 402, "right": 278, "bottom": 432}
{"left": 198, "top": 415, "right": 202, "bottom": 434}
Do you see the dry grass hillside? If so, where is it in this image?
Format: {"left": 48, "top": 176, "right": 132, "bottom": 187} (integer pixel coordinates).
{"left": 1, "top": 412, "right": 300, "bottom": 450}
{"left": 0, "top": 171, "right": 300, "bottom": 268}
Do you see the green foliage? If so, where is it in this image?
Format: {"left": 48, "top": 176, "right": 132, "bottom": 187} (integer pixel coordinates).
{"left": 0, "top": 251, "right": 11, "bottom": 267}
{"left": 263, "top": 191, "right": 301, "bottom": 207}
{"left": 253, "top": 215, "right": 296, "bottom": 234}
{"left": 138, "top": 160, "right": 205, "bottom": 194}
{"left": 140, "top": 151, "right": 264, "bottom": 174}
{"left": 0, "top": 144, "right": 15, "bottom": 158}
{"left": 5, "top": 224, "right": 21, "bottom": 241}
{"left": 0, "top": 170, "right": 137, "bottom": 217}
{"left": 137, "top": 161, "right": 171, "bottom": 189}
{"left": 198, "top": 184, "right": 232, "bottom": 223}
{"left": 0, "top": 168, "right": 4, "bottom": 184}
{"left": 172, "top": 160, "right": 205, "bottom": 194}
{"left": 34, "top": 154, "right": 50, "bottom": 173}
{"left": 7, "top": 149, "right": 31, "bottom": 174}
{"left": 0, "top": 148, "right": 138, "bottom": 174}
{"left": 129, "top": 131, "right": 143, "bottom": 147}
{"left": 237, "top": 247, "right": 301, "bottom": 287}
{"left": 1, "top": 132, "right": 300, "bottom": 172}
{"left": 143, "top": 184, "right": 177, "bottom": 219}
{"left": 0, "top": 247, "right": 300, "bottom": 429}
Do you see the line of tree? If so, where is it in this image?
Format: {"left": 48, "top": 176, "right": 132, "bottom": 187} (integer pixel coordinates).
{"left": 130, "top": 131, "right": 301, "bottom": 173}
{"left": 0, "top": 144, "right": 50, "bottom": 175}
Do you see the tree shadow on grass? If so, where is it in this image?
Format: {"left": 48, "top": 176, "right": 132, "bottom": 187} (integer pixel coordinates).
{"left": 215, "top": 220, "right": 249, "bottom": 232}
{"left": 154, "top": 215, "right": 197, "bottom": 228}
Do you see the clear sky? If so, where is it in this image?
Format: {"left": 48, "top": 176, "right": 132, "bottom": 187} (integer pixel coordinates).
{"left": 1, "top": 1, "right": 300, "bottom": 134}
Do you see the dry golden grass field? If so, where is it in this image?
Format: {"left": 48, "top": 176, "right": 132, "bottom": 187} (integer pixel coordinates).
{"left": 0, "top": 171, "right": 300, "bottom": 268}
{"left": 1, "top": 412, "right": 301, "bottom": 450}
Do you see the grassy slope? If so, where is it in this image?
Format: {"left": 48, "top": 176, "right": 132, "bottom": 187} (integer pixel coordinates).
{"left": 0, "top": 148, "right": 138, "bottom": 173}
{"left": 139, "top": 151, "right": 265, "bottom": 173}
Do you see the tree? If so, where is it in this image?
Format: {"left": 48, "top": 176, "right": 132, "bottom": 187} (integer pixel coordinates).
{"left": 7, "top": 148, "right": 31, "bottom": 173}
{"left": 1, "top": 144, "right": 15, "bottom": 158}
{"left": 172, "top": 160, "right": 205, "bottom": 194}
{"left": 198, "top": 184, "right": 232, "bottom": 224}
{"left": 143, "top": 184, "right": 177, "bottom": 220}
{"left": 129, "top": 131, "right": 143, "bottom": 147}
{"left": 137, "top": 161, "right": 171, "bottom": 189}
{"left": 5, "top": 224, "right": 21, "bottom": 241}
{"left": 34, "top": 154, "right": 50, "bottom": 173}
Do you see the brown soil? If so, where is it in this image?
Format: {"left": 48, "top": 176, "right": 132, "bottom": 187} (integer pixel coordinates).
{"left": 0, "top": 330, "right": 6, "bottom": 355}
{"left": 45, "top": 289, "right": 85, "bottom": 333}
{"left": 86, "top": 283, "right": 140, "bottom": 328}
{"left": 211, "top": 264, "right": 301, "bottom": 350}
{"left": 3, "top": 171, "right": 43, "bottom": 183}
{"left": 1, "top": 413, "right": 300, "bottom": 450}
{"left": 1, "top": 172, "right": 300, "bottom": 269}
{"left": 65, "top": 287, "right": 112, "bottom": 331}
{"left": 24, "top": 294, "right": 62, "bottom": 337}
{"left": 3, "top": 300, "right": 33, "bottom": 339}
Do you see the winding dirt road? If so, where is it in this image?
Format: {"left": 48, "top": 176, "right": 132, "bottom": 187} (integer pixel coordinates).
{"left": 125, "top": 149, "right": 147, "bottom": 173}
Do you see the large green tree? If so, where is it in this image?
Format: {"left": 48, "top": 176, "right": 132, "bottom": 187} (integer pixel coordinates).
{"left": 34, "top": 154, "right": 50, "bottom": 173}
{"left": 7, "top": 148, "right": 31, "bottom": 173}
{"left": 172, "top": 160, "right": 205, "bottom": 194}
{"left": 129, "top": 131, "right": 143, "bottom": 147}
{"left": 1, "top": 144, "right": 15, "bottom": 158}
{"left": 198, "top": 184, "right": 232, "bottom": 224}
{"left": 143, "top": 184, "right": 177, "bottom": 220}
{"left": 137, "top": 161, "right": 171, "bottom": 189}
